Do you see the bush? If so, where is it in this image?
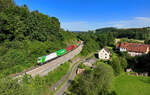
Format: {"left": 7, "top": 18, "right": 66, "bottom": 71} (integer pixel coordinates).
{"left": 110, "top": 56, "right": 127, "bottom": 76}
{"left": 0, "top": 77, "right": 30, "bottom": 95}
{"left": 70, "top": 63, "right": 114, "bottom": 95}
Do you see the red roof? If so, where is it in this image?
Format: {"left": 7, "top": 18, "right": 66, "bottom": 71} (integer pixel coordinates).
{"left": 116, "top": 42, "right": 149, "bottom": 53}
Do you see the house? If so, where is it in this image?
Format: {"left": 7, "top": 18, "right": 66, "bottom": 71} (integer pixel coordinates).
{"left": 98, "top": 47, "right": 112, "bottom": 60}
{"left": 116, "top": 42, "right": 150, "bottom": 56}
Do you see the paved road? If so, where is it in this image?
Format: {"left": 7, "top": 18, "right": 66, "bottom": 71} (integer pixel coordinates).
{"left": 55, "top": 62, "right": 81, "bottom": 95}
{"left": 12, "top": 43, "right": 83, "bottom": 79}
{"left": 54, "top": 58, "right": 97, "bottom": 95}
{"left": 50, "top": 57, "right": 81, "bottom": 92}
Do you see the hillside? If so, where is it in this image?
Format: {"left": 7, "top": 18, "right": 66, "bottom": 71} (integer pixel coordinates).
{"left": 95, "top": 27, "right": 150, "bottom": 41}
{"left": 0, "top": 0, "right": 78, "bottom": 77}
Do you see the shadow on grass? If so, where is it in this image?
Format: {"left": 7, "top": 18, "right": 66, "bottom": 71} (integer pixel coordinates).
{"left": 138, "top": 78, "right": 150, "bottom": 84}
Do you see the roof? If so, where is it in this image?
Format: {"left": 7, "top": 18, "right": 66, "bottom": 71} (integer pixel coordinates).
{"left": 104, "top": 47, "right": 111, "bottom": 54}
{"left": 116, "top": 42, "right": 149, "bottom": 53}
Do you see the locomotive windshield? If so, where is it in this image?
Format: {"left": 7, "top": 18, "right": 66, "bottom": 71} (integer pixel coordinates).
{"left": 37, "top": 57, "right": 41, "bottom": 64}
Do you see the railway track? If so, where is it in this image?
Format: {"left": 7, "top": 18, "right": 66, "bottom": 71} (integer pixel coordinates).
{"left": 12, "top": 43, "right": 83, "bottom": 79}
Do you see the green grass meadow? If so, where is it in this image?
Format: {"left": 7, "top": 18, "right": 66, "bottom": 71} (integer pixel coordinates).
{"left": 113, "top": 75, "right": 150, "bottom": 95}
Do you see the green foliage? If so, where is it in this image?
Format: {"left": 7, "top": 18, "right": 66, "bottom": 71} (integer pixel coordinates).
{"left": 44, "top": 62, "right": 69, "bottom": 86}
{"left": 78, "top": 63, "right": 91, "bottom": 70}
{"left": 144, "top": 38, "right": 150, "bottom": 44}
{"left": 0, "top": 77, "right": 30, "bottom": 95}
{"left": 0, "top": 0, "right": 15, "bottom": 12}
{"left": 0, "top": 0, "right": 77, "bottom": 76}
{"left": 110, "top": 56, "right": 127, "bottom": 76}
{"left": 23, "top": 62, "right": 69, "bottom": 95}
{"left": 119, "top": 38, "right": 144, "bottom": 43}
{"left": 0, "top": 62, "right": 69, "bottom": 95}
{"left": 81, "top": 38, "right": 99, "bottom": 56}
{"left": 69, "top": 63, "right": 114, "bottom": 95}
{"left": 96, "top": 27, "right": 150, "bottom": 40}
{"left": 110, "top": 57, "right": 123, "bottom": 76}
{"left": 77, "top": 32, "right": 115, "bottom": 56}
{"left": 128, "top": 52, "right": 150, "bottom": 74}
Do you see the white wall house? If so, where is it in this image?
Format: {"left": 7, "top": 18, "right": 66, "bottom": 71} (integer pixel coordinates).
{"left": 120, "top": 48, "right": 127, "bottom": 52}
{"left": 116, "top": 42, "right": 150, "bottom": 57}
{"left": 98, "top": 47, "right": 111, "bottom": 60}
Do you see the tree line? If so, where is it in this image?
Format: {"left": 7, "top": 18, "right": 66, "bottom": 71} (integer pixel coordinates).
{"left": 95, "top": 27, "right": 150, "bottom": 43}
{"left": 76, "top": 32, "right": 115, "bottom": 56}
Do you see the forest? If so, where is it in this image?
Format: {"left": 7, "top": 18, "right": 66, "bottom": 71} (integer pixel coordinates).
{"left": 96, "top": 27, "right": 150, "bottom": 44}
{"left": 0, "top": 0, "right": 78, "bottom": 77}
{"left": 77, "top": 32, "right": 115, "bottom": 56}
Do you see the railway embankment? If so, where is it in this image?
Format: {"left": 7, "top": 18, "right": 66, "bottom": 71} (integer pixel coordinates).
{"left": 13, "top": 43, "right": 83, "bottom": 79}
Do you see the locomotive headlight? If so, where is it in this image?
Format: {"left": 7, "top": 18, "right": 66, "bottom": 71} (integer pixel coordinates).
{"left": 37, "top": 57, "right": 42, "bottom": 64}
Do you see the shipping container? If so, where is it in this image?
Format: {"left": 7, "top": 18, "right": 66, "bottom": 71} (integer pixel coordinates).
{"left": 45, "top": 52, "right": 57, "bottom": 62}
{"left": 77, "top": 42, "right": 79, "bottom": 46}
{"left": 74, "top": 44, "right": 77, "bottom": 48}
{"left": 56, "top": 49, "right": 67, "bottom": 56}
{"left": 66, "top": 46, "right": 73, "bottom": 52}
{"left": 79, "top": 41, "right": 81, "bottom": 45}
{"left": 71, "top": 45, "right": 75, "bottom": 50}
{"left": 37, "top": 41, "right": 82, "bottom": 64}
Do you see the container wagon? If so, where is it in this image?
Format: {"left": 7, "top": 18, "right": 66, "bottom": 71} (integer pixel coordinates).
{"left": 37, "top": 41, "right": 81, "bottom": 65}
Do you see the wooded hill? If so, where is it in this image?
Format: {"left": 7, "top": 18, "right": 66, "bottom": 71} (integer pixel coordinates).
{"left": 95, "top": 27, "right": 150, "bottom": 41}
{"left": 0, "top": 0, "right": 77, "bottom": 77}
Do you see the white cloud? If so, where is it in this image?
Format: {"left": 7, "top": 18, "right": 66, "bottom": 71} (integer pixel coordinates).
{"left": 61, "top": 17, "right": 150, "bottom": 31}
{"left": 61, "top": 21, "right": 90, "bottom": 31}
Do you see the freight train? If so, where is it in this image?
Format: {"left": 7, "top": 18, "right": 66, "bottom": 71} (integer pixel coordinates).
{"left": 37, "top": 41, "right": 81, "bottom": 65}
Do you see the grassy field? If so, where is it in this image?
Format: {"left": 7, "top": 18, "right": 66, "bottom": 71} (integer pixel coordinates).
{"left": 113, "top": 75, "right": 150, "bottom": 95}
{"left": 45, "top": 62, "right": 70, "bottom": 86}
{"left": 115, "top": 38, "right": 144, "bottom": 44}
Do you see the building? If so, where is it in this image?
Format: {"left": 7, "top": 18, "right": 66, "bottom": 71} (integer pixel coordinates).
{"left": 83, "top": 62, "right": 93, "bottom": 67}
{"left": 116, "top": 42, "right": 150, "bottom": 56}
{"left": 98, "top": 47, "right": 112, "bottom": 60}
{"left": 76, "top": 68, "right": 85, "bottom": 74}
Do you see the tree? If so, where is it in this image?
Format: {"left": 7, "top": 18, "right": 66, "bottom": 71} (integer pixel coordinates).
{"left": 0, "top": 77, "right": 30, "bottom": 95}
{"left": 0, "top": 0, "right": 15, "bottom": 12}
{"left": 144, "top": 38, "right": 150, "bottom": 44}
{"left": 71, "top": 64, "right": 114, "bottom": 95}
{"left": 94, "top": 64, "right": 114, "bottom": 95}
{"left": 110, "top": 57, "right": 123, "bottom": 76}
{"left": 120, "top": 57, "right": 127, "bottom": 69}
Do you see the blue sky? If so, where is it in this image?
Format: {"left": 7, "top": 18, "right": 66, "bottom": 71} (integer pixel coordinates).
{"left": 15, "top": 0, "right": 150, "bottom": 31}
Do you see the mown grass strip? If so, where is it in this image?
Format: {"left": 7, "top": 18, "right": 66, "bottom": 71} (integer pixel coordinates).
{"left": 51, "top": 59, "right": 81, "bottom": 95}
{"left": 113, "top": 74, "right": 150, "bottom": 95}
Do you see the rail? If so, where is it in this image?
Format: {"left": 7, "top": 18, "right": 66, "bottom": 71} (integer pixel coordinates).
{"left": 13, "top": 42, "right": 83, "bottom": 79}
